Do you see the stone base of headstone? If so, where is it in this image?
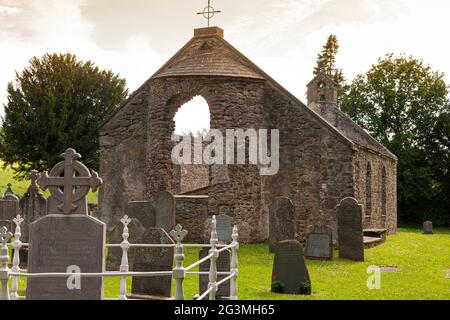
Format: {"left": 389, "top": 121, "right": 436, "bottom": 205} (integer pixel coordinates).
{"left": 193, "top": 294, "right": 231, "bottom": 301}
{"left": 127, "top": 293, "right": 173, "bottom": 300}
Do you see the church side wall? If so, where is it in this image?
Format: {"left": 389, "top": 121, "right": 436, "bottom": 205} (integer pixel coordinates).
{"left": 99, "top": 88, "right": 149, "bottom": 230}
{"left": 263, "top": 87, "right": 355, "bottom": 245}
{"left": 353, "top": 148, "right": 398, "bottom": 234}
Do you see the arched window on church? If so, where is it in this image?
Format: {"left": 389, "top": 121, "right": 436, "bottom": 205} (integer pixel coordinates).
{"left": 365, "top": 162, "right": 372, "bottom": 221}
{"left": 381, "top": 166, "right": 387, "bottom": 223}
{"left": 318, "top": 81, "right": 326, "bottom": 102}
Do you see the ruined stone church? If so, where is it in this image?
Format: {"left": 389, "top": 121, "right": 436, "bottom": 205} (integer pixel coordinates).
{"left": 99, "top": 27, "right": 397, "bottom": 244}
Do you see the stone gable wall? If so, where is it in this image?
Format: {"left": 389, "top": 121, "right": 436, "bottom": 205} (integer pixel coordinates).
{"left": 262, "top": 85, "right": 355, "bottom": 244}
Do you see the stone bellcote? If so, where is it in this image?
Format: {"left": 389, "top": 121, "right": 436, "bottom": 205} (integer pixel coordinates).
{"left": 306, "top": 73, "right": 338, "bottom": 107}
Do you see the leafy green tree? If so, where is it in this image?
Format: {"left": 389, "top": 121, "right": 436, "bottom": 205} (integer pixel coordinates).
{"left": 0, "top": 53, "right": 128, "bottom": 177}
{"left": 341, "top": 54, "right": 450, "bottom": 225}
{"left": 313, "top": 34, "right": 346, "bottom": 90}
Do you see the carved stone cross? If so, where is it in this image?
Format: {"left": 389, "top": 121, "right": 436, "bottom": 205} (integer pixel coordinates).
{"left": 38, "top": 148, "right": 102, "bottom": 214}
{"left": 170, "top": 225, "right": 188, "bottom": 243}
{"left": 28, "top": 170, "right": 40, "bottom": 190}
{"left": 0, "top": 226, "right": 12, "bottom": 246}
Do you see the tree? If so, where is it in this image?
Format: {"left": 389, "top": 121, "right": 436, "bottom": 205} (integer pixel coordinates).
{"left": 313, "top": 35, "right": 346, "bottom": 90}
{"left": 341, "top": 54, "right": 450, "bottom": 225}
{"left": 0, "top": 53, "right": 128, "bottom": 177}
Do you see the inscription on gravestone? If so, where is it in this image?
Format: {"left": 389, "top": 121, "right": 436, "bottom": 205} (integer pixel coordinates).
{"left": 26, "top": 148, "right": 105, "bottom": 300}
{"left": 305, "top": 233, "right": 333, "bottom": 260}
{"left": 269, "top": 197, "right": 295, "bottom": 253}
{"left": 199, "top": 247, "right": 230, "bottom": 299}
{"left": 271, "top": 240, "right": 311, "bottom": 295}
{"left": 337, "top": 197, "right": 364, "bottom": 262}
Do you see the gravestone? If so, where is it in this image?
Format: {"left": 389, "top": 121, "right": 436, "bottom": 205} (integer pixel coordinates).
{"left": 126, "top": 201, "right": 155, "bottom": 229}
{"left": 154, "top": 191, "right": 176, "bottom": 232}
{"left": 423, "top": 221, "right": 433, "bottom": 235}
{"left": 216, "top": 214, "right": 232, "bottom": 244}
{"left": 106, "top": 218, "right": 146, "bottom": 271}
{"left": 271, "top": 240, "right": 311, "bottom": 295}
{"left": 305, "top": 232, "right": 333, "bottom": 260}
{"left": 269, "top": 197, "right": 295, "bottom": 253}
{"left": 18, "top": 171, "right": 48, "bottom": 267}
{"left": 130, "top": 228, "right": 174, "bottom": 299}
{"left": 26, "top": 148, "right": 105, "bottom": 300}
{"left": 199, "top": 247, "right": 230, "bottom": 299}
{"left": 337, "top": 197, "right": 364, "bottom": 262}
{"left": 0, "top": 187, "right": 19, "bottom": 242}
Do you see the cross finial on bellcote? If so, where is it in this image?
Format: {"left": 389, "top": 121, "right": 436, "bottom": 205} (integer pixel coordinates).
{"left": 197, "top": 0, "right": 221, "bottom": 27}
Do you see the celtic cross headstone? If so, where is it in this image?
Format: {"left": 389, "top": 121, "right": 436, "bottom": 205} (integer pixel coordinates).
{"left": 27, "top": 148, "right": 106, "bottom": 300}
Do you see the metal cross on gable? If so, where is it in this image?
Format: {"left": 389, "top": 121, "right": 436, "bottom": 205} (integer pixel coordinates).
{"left": 38, "top": 148, "right": 102, "bottom": 214}
{"left": 197, "top": 0, "right": 221, "bottom": 27}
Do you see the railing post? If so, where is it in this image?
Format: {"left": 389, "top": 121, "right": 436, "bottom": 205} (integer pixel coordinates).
{"left": 11, "top": 215, "right": 24, "bottom": 300}
{"left": 230, "top": 225, "right": 239, "bottom": 300}
{"left": 208, "top": 215, "right": 218, "bottom": 301}
{"left": 170, "top": 225, "right": 188, "bottom": 300}
{"left": 119, "top": 215, "right": 131, "bottom": 300}
{"left": 0, "top": 226, "right": 13, "bottom": 300}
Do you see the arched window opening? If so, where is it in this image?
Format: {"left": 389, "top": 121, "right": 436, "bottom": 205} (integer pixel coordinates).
{"left": 318, "top": 82, "right": 326, "bottom": 102}
{"left": 173, "top": 95, "right": 211, "bottom": 195}
{"left": 365, "top": 162, "right": 372, "bottom": 220}
{"left": 174, "top": 96, "right": 210, "bottom": 136}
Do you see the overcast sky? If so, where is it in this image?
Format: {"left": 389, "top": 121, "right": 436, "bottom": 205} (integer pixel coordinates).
{"left": 1, "top": 0, "right": 450, "bottom": 134}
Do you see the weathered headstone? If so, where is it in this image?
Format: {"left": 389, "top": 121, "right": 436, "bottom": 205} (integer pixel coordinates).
{"left": 130, "top": 228, "right": 174, "bottom": 299}
{"left": 423, "top": 221, "right": 433, "bottom": 235}
{"left": 337, "top": 197, "right": 364, "bottom": 262}
{"left": 216, "top": 214, "right": 232, "bottom": 244}
{"left": 126, "top": 201, "right": 155, "bottom": 229}
{"left": 18, "top": 171, "right": 47, "bottom": 267}
{"left": 269, "top": 197, "right": 295, "bottom": 253}
{"left": 199, "top": 247, "right": 230, "bottom": 299}
{"left": 0, "top": 187, "right": 19, "bottom": 249}
{"left": 305, "top": 232, "right": 333, "bottom": 260}
{"left": 154, "top": 191, "right": 175, "bottom": 232}
{"left": 271, "top": 240, "right": 311, "bottom": 295}
{"left": 26, "top": 148, "right": 105, "bottom": 300}
{"left": 106, "top": 218, "right": 146, "bottom": 271}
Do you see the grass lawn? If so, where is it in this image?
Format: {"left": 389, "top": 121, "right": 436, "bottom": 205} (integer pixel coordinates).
{"left": 13, "top": 227, "right": 449, "bottom": 300}
{"left": 0, "top": 161, "right": 98, "bottom": 203}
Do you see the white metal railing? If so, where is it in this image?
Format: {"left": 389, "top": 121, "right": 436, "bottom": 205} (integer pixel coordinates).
{"left": 0, "top": 214, "right": 238, "bottom": 301}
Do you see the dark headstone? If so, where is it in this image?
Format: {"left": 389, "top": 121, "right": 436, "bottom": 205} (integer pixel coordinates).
{"left": 269, "top": 197, "right": 295, "bottom": 253}
{"left": 271, "top": 240, "right": 311, "bottom": 295}
{"left": 26, "top": 215, "right": 105, "bottom": 300}
{"left": 199, "top": 247, "right": 230, "bottom": 298}
{"left": 106, "top": 218, "right": 146, "bottom": 271}
{"left": 337, "top": 197, "right": 364, "bottom": 262}
{"left": 154, "top": 191, "right": 176, "bottom": 232}
{"left": 216, "top": 214, "right": 232, "bottom": 244}
{"left": 305, "top": 232, "right": 333, "bottom": 260}
{"left": 126, "top": 201, "right": 155, "bottom": 229}
{"left": 131, "top": 228, "right": 174, "bottom": 298}
{"left": 423, "top": 221, "right": 433, "bottom": 235}
{"left": 26, "top": 148, "right": 105, "bottom": 300}
{"left": 0, "top": 197, "right": 19, "bottom": 223}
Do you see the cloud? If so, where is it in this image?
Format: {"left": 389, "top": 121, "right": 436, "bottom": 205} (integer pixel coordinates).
{"left": 0, "top": 0, "right": 165, "bottom": 116}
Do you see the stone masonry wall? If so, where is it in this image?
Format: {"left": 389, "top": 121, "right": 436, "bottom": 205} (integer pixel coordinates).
{"left": 99, "top": 88, "right": 149, "bottom": 230}
{"left": 174, "top": 195, "right": 209, "bottom": 243}
{"left": 145, "top": 76, "right": 268, "bottom": 243}
{"left": 263, "top": 85, "right": 355, "bottom": 245}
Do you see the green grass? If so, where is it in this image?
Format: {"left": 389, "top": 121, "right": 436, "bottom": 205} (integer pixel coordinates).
{"left": 16, "top": 227, "right": 448, "bottom": 300}
{"left": 0, "top": 162, "right": 98, "bottom": 204}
